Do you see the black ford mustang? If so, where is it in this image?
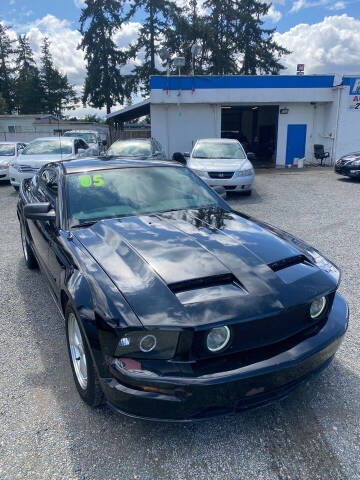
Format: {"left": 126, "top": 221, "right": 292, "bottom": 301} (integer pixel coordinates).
{"left": 17, "top": 157, "right": 348, "bottom": 421}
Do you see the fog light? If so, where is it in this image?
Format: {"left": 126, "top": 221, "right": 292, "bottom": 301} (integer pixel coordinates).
{"left": 139, "top": 334, "right": 157, "bottom": 352}
{"left": 207, "top": 326, "right": 231, "bottom": 352}
{"left": 310, "top": 296, "right": 327, "bottom": 319}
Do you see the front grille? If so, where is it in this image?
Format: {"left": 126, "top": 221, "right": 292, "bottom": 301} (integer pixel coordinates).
{"left": 208, "top": 171, "right": 234, "bottom": 179}
{"left": 336, "top": 159, "right": 352, "bottom": 166}
{"left": 16, "top": 165, "right": 39, "bottom": 173}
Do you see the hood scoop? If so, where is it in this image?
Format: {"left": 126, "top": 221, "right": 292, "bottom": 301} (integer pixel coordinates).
{"left": 170, "top": 273, "right": 247, "bottom": 305}
{"left": 268, "top": 254, "right": 309, "bottom": 272}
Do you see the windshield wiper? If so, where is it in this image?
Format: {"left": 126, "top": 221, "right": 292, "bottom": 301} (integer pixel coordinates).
{"left": 71, "top": 220, "right": 99, "bottom": 229}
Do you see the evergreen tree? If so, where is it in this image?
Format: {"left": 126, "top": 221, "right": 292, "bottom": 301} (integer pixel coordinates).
{"left": 203, "top": 0, "right": 289, "bottom": 75}
{"left": 0, "top": 23, "right": 16, "bottom": 113}
{"left": 40, "top": 37, "right": 77, "bottom": 115}
{"left": 0, "top": 92, "right": 7, "bottom": 114}
{"left": 127, "top": 0, "right": 180, "bottom": 94}
{"left": 15, "top": 35, "right": 43, "bottom": 114}
{"left": 79, "top": 0, "right": 130, "bottom": 114}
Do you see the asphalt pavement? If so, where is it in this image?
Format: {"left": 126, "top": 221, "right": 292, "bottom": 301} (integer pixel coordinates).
{"left": 0, "top": 168, "right": 359, "bottom": 480}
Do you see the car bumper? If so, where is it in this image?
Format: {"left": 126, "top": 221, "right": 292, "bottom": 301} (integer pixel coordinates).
{"left": 102, "top": 292, "right": 348, "bottom": 422}
{"left": 202, "top": 174, "right": 254, "bottom": 192}
{"left": 0, "top": 167, "right": 10, "bottom": 181}
{"left": 9, "top": 166, "right": 37, "bottom": 187}
{"left": 334, "top": 164, "right": 360, "bottom": 177}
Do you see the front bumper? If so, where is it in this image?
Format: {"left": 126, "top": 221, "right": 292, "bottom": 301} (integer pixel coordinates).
{"left": 102, "top": 292, "right": 348, "bottom": 421}
{"left": 335, "top": 163, "right": 360, "bottom": 177}
{"left": 9, "top": 166, "right": 37, "bottom": 187}
{"left": 200, "top": 173, "right": 254, "bottom": 192}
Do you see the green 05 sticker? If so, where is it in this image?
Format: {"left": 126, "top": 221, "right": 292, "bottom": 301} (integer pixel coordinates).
{"left": 80, "top": 174, "right": 104, "bottom": 187}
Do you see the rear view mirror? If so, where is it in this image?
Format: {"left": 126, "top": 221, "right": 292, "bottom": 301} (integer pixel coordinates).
{"left": 24, "top": 202, "right": 55, "bottom": 221}
{"left": 212, "top": 186, "right": 227, "bottom": 199}
{"left": 172, "top": 152, "right": 187, "bottom": 165}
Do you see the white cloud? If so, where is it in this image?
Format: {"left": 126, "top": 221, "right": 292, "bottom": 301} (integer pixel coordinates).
{"left": 264, "top": 4, "right": 282, "bottom": 22}
{"left": 274, "top": 14, "right": 360, "bottom": 75}
{"left": 74, "top": 0, "right": 86, "bottom": 8}
{"left": 289, "top": 0, "right": 330, "bottom": 12}
{"left": 4, "top": 14, "right": 141, "bottom": 116}
{"left": 329, "top": 1, "right": 345, "bottom": 9}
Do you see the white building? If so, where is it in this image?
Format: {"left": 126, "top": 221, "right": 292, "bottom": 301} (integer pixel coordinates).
{"left": 108, "top": 74, "right": 360, "bottom": 166}
{"left": 0, "top": 115, "right": 109, "bottom": 143}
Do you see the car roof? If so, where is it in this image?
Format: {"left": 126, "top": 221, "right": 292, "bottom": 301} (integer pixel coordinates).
{"left": 64, "top": 130, "right": 98, "bottom": 134}
{"left": 112, "top": 138, "right": 151, "bottom": 143}
{"left": 59, "top": 156, "right": 180, "bottom": 174}
{"left": 30, "top": 136, "right": 77, "bottom": 142}
{"left": 0, "top": 141, "right": 17, "bottom": 145}
{"left": 196, "top": 138, "right": 239, "bottom": 143}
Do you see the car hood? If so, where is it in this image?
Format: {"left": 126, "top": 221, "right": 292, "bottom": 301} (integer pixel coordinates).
{"left": 15, "top": 153, "right": 74, "bottom": 167}
{"left": 188, "top": 158, "right": 251, "bottom": 171}
{"left": 74, "top": 207, "right": 337, "bottom": 328}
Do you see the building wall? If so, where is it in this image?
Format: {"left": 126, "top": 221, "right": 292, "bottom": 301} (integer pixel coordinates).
{"left": 334, "top": 78, "right": 360, "bottom": 160}
{"left": 151, "top": 103, "right": 221, "bottom": 158}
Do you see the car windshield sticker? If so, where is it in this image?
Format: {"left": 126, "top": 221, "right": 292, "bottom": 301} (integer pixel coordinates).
{"left": 80, "top": 174, "right": 104, "bottom": 187}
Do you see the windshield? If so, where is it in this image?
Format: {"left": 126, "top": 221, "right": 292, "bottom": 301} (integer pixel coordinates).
{"left": 64, "top": 132, "right": 97, "bottom": 143}
{"left": 107, "top": 140, "right": 151, "bottom": 157}
{"left": 0, "top": 144, "right": 15, "bottom": 156}
{"left": 192, "top": 141, "right": 246, "bottom": 159}
{"left": 22, "top": 140, "right": 73, "bottom": 155}
{"left": 66, "top": 166, "right": 222, "bottom": 226}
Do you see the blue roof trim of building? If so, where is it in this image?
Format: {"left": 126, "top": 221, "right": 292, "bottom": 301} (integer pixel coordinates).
{"left": 150, "top": 75, "right": 335, "bottom": 90}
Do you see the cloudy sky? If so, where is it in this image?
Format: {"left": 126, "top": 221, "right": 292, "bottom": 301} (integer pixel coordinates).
{"left": 1, "top": 0, "right": 359, "bottom": 117}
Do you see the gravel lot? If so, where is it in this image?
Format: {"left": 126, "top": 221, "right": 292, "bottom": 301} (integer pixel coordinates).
{"left": 0, "top": 168, "right": 359, "bottom": 480}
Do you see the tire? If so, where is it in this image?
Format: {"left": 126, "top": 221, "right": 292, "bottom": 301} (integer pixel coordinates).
{"left": 20, "top": 223, "right": 38, "bottom": 269}
{"left": 65, "top": 304, "right": 104, "bottom": 407}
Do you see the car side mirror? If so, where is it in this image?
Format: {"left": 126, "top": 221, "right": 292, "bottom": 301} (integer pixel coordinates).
{"left": 212, "top": 186, "right": 227, "bottom": 199}
{"left": 77, "top": 148, "right": 86, "bottom": 155}
{"left": 24, "top": 202, "right": 56, "bottom": 221}
{"left": 247, "top": 152, "right": 256, "bottom": 160}
{"left": 172, "top": 152, "right": 187, "bottom": 165}
{"left": 184, "top": 152, "right": 190, "bottom": 158}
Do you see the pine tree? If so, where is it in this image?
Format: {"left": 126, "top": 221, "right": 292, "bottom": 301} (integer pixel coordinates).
{"left": 127, "top": 0, "right": 180, "bottom": 94}
{"left": 203, "top": 0, "right": 289, "bottom": 75}
{"left": 0, "top": 92, "right": 7, "bottom": 114}
{"left": 15, "top": 35, "right": 44, "bottom": 114}
{"left": 0, "top": 24, "right": 16, "bottom": 113}
{"left": 79, "top": 0, "right": 130, "bottom": 114}
{"left": 40, "top": 37, "right": 77, "bottom": 115}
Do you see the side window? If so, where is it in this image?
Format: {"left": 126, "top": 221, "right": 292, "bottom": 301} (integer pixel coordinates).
{"left": 74, "top": 140, "right": 79, "bottom": 154}
{"left": 79, "top": 140, "right": 88, "bottom": 150}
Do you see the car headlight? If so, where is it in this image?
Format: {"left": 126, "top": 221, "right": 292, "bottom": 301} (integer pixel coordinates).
{"left": 206, "top": 326, "right": 231, "bottom": 352}
{"left": 350, "top": 159, "right": 360, "bottom": 166}
{"left": 0, "top": 162, "right": 10, "bottom": 169}
{"left": 115, "top": 330, "right": 179, "bottom": 359}
{"left": 191, "top": 169, "right": 207, "bottom": 178}
{"left": 310, "top": 296, "right": 327, "bottom": 319}
{"left": 237, "top": 168, "right": 253, "bottom": 177}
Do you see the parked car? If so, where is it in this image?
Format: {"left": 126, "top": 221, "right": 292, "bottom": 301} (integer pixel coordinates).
{"left": 64, "top": 130, "right": 105, "bottom": 155}
{"left": 9, "top": 137, "right": 92, "bottom": 190}
{"left": 17, "top": 156, "right": 348, "bottom": 421}
{"left": 335, "top": 152, "right": 360, "bottom": 178}
{"left": 186, "top": 138, "right": 254, "bottom": 195}
{"left": 0, "top": 142, "right": 26, "bottom": 183}
{"left": 106, "top": 138, "right": 167, "bottom": 160}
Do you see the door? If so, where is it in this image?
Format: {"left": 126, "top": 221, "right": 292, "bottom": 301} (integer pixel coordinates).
{"left": 285, "top": 124, "right": 307, "bottom": 165}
